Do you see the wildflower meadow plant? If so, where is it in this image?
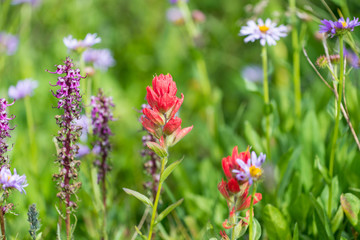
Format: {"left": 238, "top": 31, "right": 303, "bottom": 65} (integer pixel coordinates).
{"left": 239, "top": 18, "right": 287, "bottom": 160}
{"left": 82, "top": 48, "right": 115, "bottom": 71}
{"left": 0, "top": 99, "right": 28, "bottom": 238}
{"left": 63, "top": 33, "right": 101, "bottom": 52}
{"left": 0, "top": 32, "right": 18, "bottom": 56}
{"left": 218, "top": 146, "right": 264, "bottom": 240}
{"left": 8, "top": 79, "right": 38, "bottom": 100}
{"left": 317, "top": 16, "right": 360, "bottom": 218}
{"left": 48, "top": 57, "right": 85, "bottom": 239}
{"left": 124, "top": 73, "right": 193, "bottom": 239}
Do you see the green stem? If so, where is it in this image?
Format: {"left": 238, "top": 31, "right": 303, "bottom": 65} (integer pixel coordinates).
{"left": 231, "top": 227, "right": 235, "bottom": 240}
{"left": 147, "top": 156, "right": 167, "bottom": 240}
{"left": 262, "top": 46, "right": 271, "bottom": 160}
{"left": 290, "top": 0, "right": 301, "bottom": 119}
{"left": 24, "top": 96, "right": 37, "bottom": 173}
{"left": 328, "top": 36, "right": 344, "bottom": 217}
{"left": 249, "top": 183, "right": 257, "bottom": 240}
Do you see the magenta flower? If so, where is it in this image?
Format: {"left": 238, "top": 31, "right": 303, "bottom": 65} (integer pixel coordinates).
{"left": 0, "top": 32, "right": 18, "bottom": 56}
{"left": 233, "top": 151, "right": 266, "bottom": 185}
{"left": 82, "top": 48, "right": 115, "bottom": 71}
{"left": 0, "top": 167, "right": 28, "bottom": 194}
{"left": 0, "top": 99, "right": 15, "bottom": 165}
{"left": 63, "top": 33, "right": 101, "bottom": 51}
{"left": 319, "top": 17, "right": 360, "bottom": 37}
{"left": 8, "top": 79, "right": 38, "bottom": 100}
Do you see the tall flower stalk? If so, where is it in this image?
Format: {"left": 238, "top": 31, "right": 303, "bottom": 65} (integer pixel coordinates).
{"left": 124, "top": 74, "right": 192, "bottom": 239}
{"left": 319, "top": 17, "right": 360, "bottom": 217}
{"left": 261, "top": 46, "right": 271, "bottom": 159}
{"left": 48, "top": 57, "right": 85, "bottom": 239}
{"left": 0, "top": 99, "right": 28, "bottom": 239}
{"left": 91, "top": 89, "right": 115, "bottom": 240}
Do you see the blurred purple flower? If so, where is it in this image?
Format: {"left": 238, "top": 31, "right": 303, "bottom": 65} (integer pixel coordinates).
{"left": 12, "top": 0, "right": 41, "bottom": 6}
{"left": 8, "top": 79, "right": 38, "bottom": 100}
{"left": 0, "top": 32, "right": 19, "bottom": 56}
{"left": 344, "top": 48, "right": 360, "bottom": 68}
{"left": 169, "top": 0, "right": 188, "bottom": 3}
{"left": 0, "top": 99, "right": 15, "bottom": 165}
{"left": 63, "top": 33, "right": 101, "bottom": 51}
{"left": 0, "top": 167, "right": 28, "bottom": 194}
{"left": 76, "top": 144, "right": 90, "bottom": 158}
{"left": 82, "top": 48, "right": 115, "bottom": 71}
{"left": 166, "top": 7, "right": 184, "bottom": 24}
{"left": 75, "top": 115, "right": 89, "bottom": 142}
{"left": 319, "top": 17, "right": 360, "bottom": 37}
{"left": 241, "top": 65, "right": 263, "bottom": 83}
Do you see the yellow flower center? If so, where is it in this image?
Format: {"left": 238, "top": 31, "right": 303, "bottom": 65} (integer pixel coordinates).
{"left": 249, "top": 166, "right": 262, "bottom": 178}
{"left": 341, "top": 21, "right": 347, "bottom": 27}
{"left": 258, "top": 25, "right": 270, "bottom": 33}
{"left": 7, "top": 175, "right": 10, "bottom": 182}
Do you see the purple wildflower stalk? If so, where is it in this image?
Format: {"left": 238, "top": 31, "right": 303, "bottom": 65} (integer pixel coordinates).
{"left": 48, "top": 57, "right": 85, "bottom": 238}
{"left": 0, "top": 99, "right": 15, "bottom": 166}
{"left": 91, "top": 89, "right": 114, "bottom": 209}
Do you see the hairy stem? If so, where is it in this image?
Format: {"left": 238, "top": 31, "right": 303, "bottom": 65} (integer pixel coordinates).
{"left": 328, "top": 36, "right": 344, "bottom": 217}
{"left": 147, "top": 156, "right": 167, "bottom": 240}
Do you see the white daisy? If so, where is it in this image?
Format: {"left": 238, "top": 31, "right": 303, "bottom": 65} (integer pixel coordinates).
{"left": 239, "top": 18, "right": 287, "bottom": 46}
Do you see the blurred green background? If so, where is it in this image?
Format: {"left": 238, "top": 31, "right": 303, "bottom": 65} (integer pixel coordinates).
{"left": 1, "top": 0, "right": 360, "bottom": 239}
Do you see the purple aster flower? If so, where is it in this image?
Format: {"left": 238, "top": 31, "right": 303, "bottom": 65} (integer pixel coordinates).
{"left": 233, "top": 151, "right": 266, "bottom": 185}
{"left": 63, "top": 33, "right": 101, "bottom": 51}
{"left": 0, "top": 99, "right": 15, "bottom": 165}
{"left": 0, "top": 32, "right": 19, "bottom": 56}
{"left": 8, "top": 79, "right": 38, "bottom": 100}
{"left": 170, "top": 0, "right": 188, "bottom": 4}
{"left": 0, "top": 167, "right": 28, "bottom": 194}
{"left": 239, "top": 18, "right": 288, "bottom": 46}
{"left": 12, "top": 0, "right": 41, "bottom": 6}
{"left": 241, "top": 65, "right": 263, "bottom": 83}
{"left": 166, "top": 7, "right": 184, "bottom": 25}
{"left": 82, "top": 48, "right": 115, "bottom": 71}
{"left": 75, "top": 115, "right": 89, "bottom": 142}
{"left": 344, "top": 47, "right": 360, "bottom": 68}
{"left": 76, "top": 144, "right": 90, "bottom": 158}
{"left": 319, "top": 17, "right": 360, "bottom": 37}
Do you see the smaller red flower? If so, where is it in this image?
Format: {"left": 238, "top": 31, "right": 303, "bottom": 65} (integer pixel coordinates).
{"left": 222, "top": 146, "right": 250, "bottom": 179}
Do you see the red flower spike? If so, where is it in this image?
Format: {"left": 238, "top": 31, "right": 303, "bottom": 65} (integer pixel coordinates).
{"left": 143, "top": 108, "right": 165, "bottom": 125}
{"left": 163, "top": 117, "right": 182, "bottom": 135}
{"left": 152, "top": 74, "right": 177, "bottom": 97}
{"left": 146, "top": 87, "right": 159, "bottom": 110}
{"left": 222, "top": 146, "right": 250, "bottom": 179}
{"left": 218, "top": 179, "right": 230, "bottom": 201}
{"left": 227, "top": 178, "right": 240, "bottom": 193}
{"left": 157, "top": 93, "right": 178, "bottom": 113}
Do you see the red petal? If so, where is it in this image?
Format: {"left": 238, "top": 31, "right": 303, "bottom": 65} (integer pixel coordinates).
{"left": 146, "top": 87, "right": 159, "bottom": 110}
{"left": 227, "top": 178, "right": 240, "bottom": 193}
{"left": 163, "top": 116, "right": 182, "bottom": 135}
{"left": 218, "top": 179, "right": 230, "bottom": 200}
{"left": 168, "top": 93, "right": 184, "bottom": 119}
{"left": 157, "top": 94, "right": 177, "bottom": 113}
{"left": 143, "top": 108, "right": 164, "bottom": 125}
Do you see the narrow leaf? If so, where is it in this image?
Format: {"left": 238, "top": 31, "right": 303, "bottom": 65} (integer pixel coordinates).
{"left": 314, "top": 156, "right": 331, "bottom": 184}
{"left": 155, "top": 198, "right": 184, "bottom": 224}
{"left": 134, "top": 226, "right": 147, "bottom": 240}
{"left": 309, "top": 194, "right": 334, "bottom": 240}
{"left": 331, "top": 205, "right": 343, "bottom": 233}
{"left": 293, "top": 223, "right": 299, "bottom": 240}
{"left": 340, "top": 193, "right": 360, "bottom": 227}
{"left": 263, "top": 204, "right": 291, "bottom": 239}
{"left": 160, "top": 158, "right": 183, "bottom": 183}
{"left": 123, "top": 188, "right": 153, "bottom": 207}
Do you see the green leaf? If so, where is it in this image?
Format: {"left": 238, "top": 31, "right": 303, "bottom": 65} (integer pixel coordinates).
{"left": 146, "top": 141, "right": 168, "bottom": 158}
{"left": 123, "top": 188, "right": 153, "bottom": 207}
{"left": 314, "top": 156, "right": 331, "bottom": 184}
{"left": 160, "top": 158, "right": 183, "bottom": 183}
{"left": 293, "top": 223, "right": 299, "bottom": 240}
{"left": 331, "top": 205, "right": 343, "bottom": 233}
{"left": 155, "top": 198, "right": 184, "bottom": 224}
{"left": 252, "top": 218, "right": 262, "bottom": 240}
{"left": 263, "top": 204, "right": 291, "bottom": 240}
{"left": 340, "top": 193, "right": 360, "bottom": 226}
{"left": 309, "top": 194, "right": 334, "bottom": 240}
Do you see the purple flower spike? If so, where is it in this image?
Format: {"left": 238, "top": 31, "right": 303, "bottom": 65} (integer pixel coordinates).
{"left": 48, "top": 57, "right": 85, "bottom": 211}
{"left": 82, "top": 48, "right": 115, "bottom": 71}
{"left": 0, "top": 167, "right": 28, "bottom": 194}
{"left": 8, "top": 79, "right": 38, "bottom": 100}
{"left": 91, "top": 89, "right": 115, "bottom": 185}
{"left": 319, "top": 17, "right": 360, "bottom": 37}
{"left": 0, "top": 99, "right": 15, "bottom": 165}
{"left": 0, "top": 32, "right": 19, "bottom": 56}
{"left": 233, "top": 151, "right": 266, "bottom": 185}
